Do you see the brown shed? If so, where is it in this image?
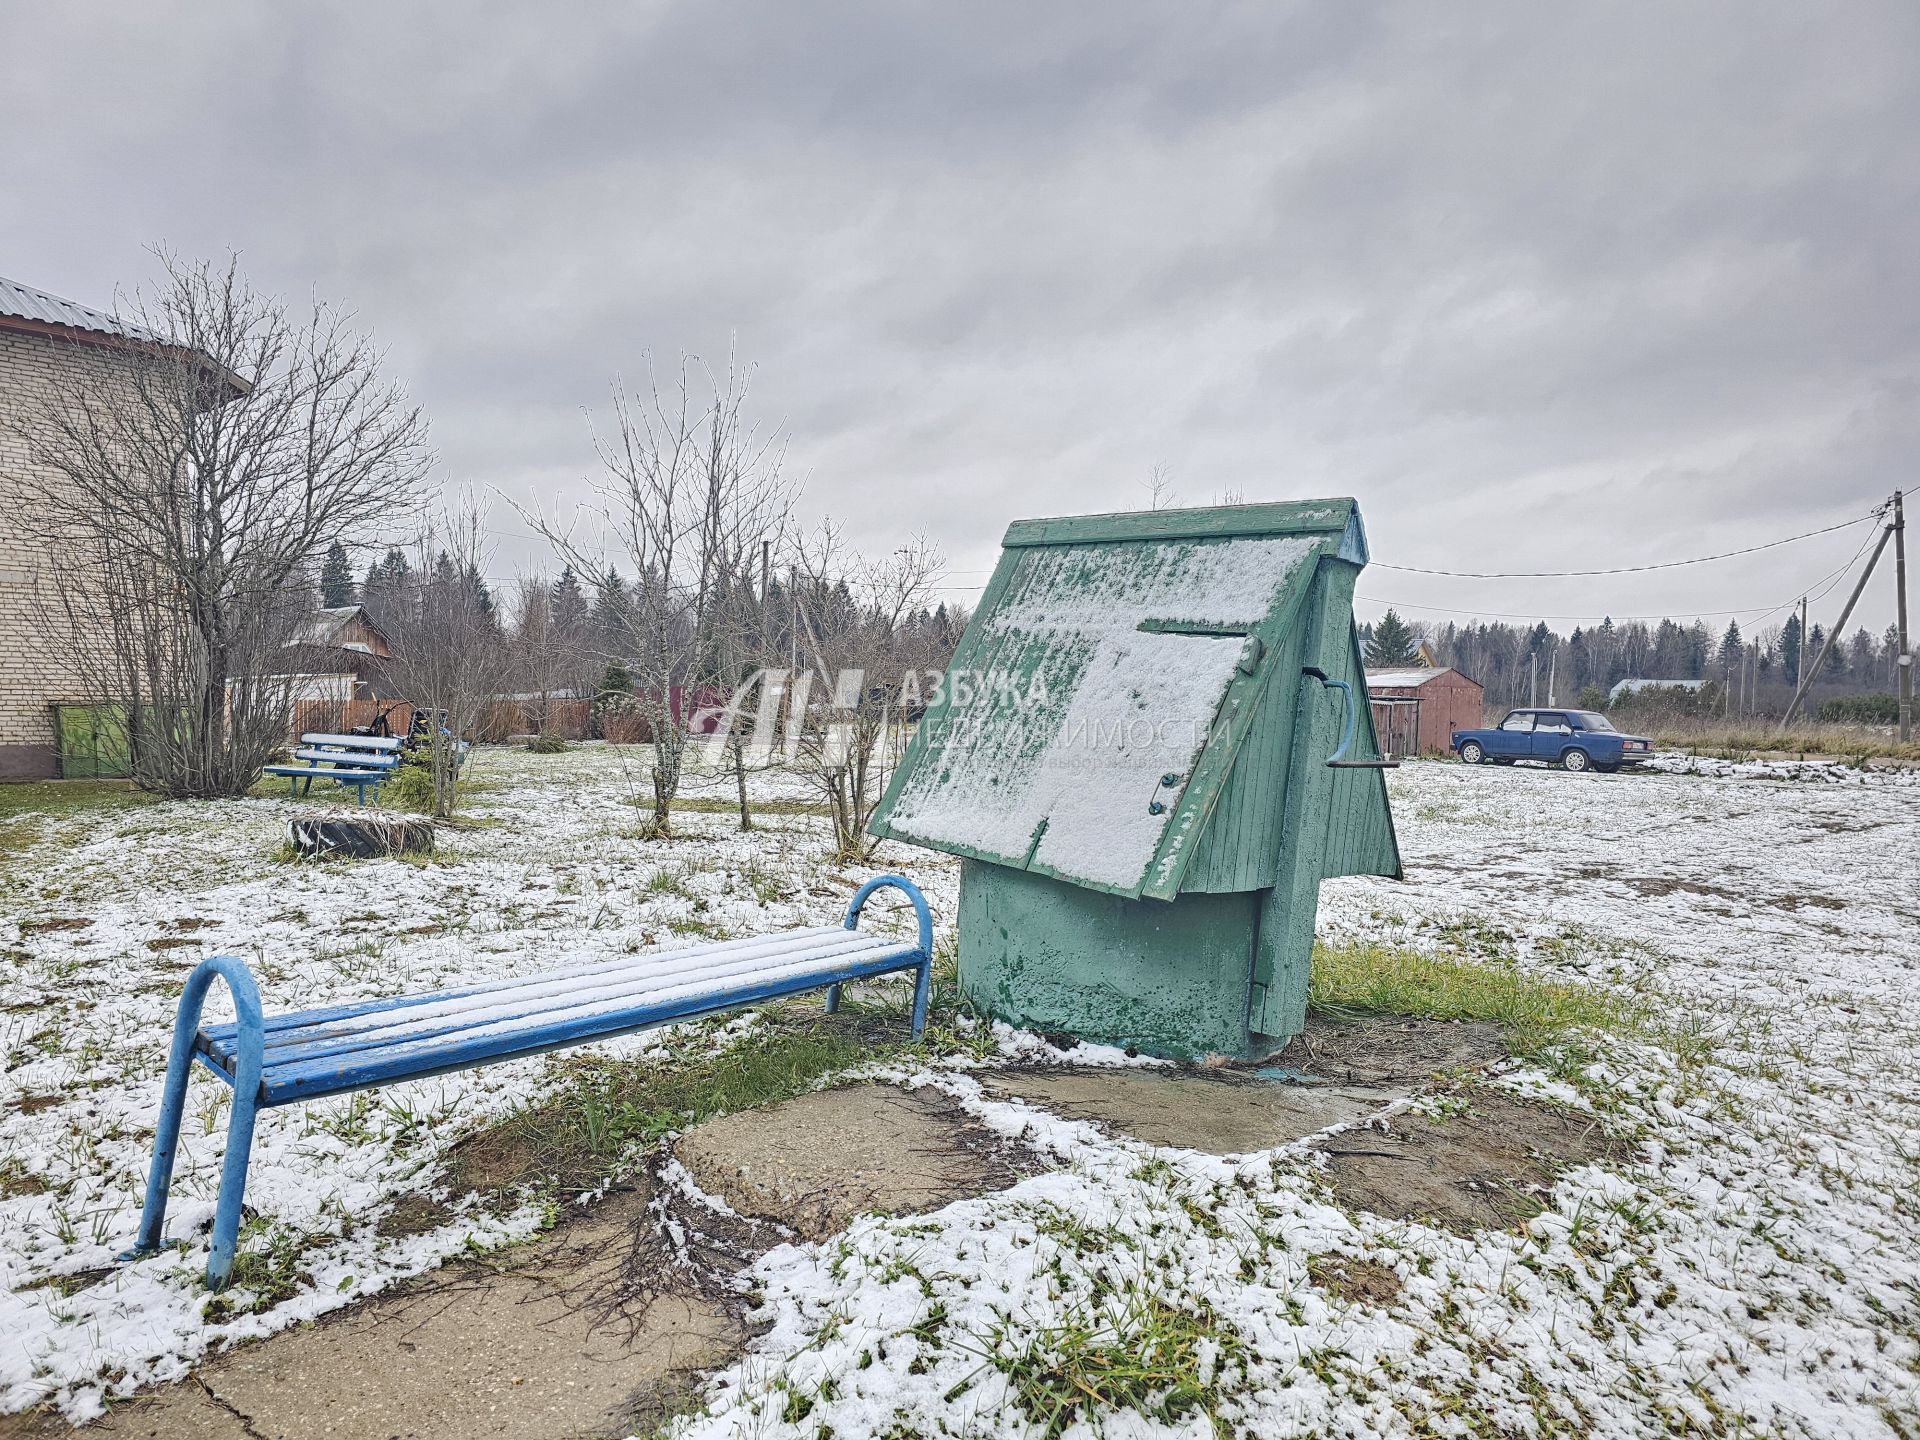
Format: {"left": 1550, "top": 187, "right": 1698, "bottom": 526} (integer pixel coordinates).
{"left": 1365, "top": 665, "right": 1484, "bottom": 758}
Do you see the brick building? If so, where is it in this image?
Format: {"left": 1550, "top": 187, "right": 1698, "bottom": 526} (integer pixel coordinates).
{"left": 0, "top": 276, "right": 227, "bottom": 778}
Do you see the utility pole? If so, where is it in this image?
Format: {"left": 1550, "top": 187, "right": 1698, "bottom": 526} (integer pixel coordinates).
{"left": 1896, "top": 490, "right": 1911, "bottom": 742}
{"left": 1779, "top": 511, "right": 1896, "bottom": 730}
{"left": 1799, "top": 596, "right": 1808, "bottom": 689}
{"left": 1529, "top": 652, "right": 1538, "bottom": 707}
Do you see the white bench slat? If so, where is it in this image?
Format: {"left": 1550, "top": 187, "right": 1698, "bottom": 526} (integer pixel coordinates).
{"left": 301, "top": 733, "right": 404, "bottom": 751}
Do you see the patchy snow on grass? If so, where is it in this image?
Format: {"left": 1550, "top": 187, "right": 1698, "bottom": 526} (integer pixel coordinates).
{"left": 0, "top": 747, "right": 951, "bottom": 1419}
{"left": 670, "top": 759, "right": 1920, "bottom": 1439}
{"left": 3, "top": 747, "right": 1917, "bottom": 1436}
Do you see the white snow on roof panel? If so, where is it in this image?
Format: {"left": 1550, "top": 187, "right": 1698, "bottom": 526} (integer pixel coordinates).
{"left": 1366, "top": 667, "right": 1447, "bottom": 688}
{"left": 881, "top": 533, "right": 1317, "bottom": 892}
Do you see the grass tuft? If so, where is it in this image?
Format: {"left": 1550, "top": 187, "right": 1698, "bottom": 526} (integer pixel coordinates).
{"left": 460, "top": 1010, "right": 897, "bottom": 1200}
{"left": 974, "top": 1287, "right": 1245, "bottom": 1438}
{"left": 1309, "top": 940, "right": 1636, "bottom": 1073}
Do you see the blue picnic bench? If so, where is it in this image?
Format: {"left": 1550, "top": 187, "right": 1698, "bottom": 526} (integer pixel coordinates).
{"left": 264, "top": 732, "right": 403, "bottom": 805}
{"left": 121, "top": 875, "right": 934, "bottom": 1288}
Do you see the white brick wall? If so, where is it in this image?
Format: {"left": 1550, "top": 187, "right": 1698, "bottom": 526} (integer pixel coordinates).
{"left": 0, "top": 328, "right": 138, "bottom": 777}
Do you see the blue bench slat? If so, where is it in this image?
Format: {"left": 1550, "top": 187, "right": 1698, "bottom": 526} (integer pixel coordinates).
{"left": 291, "top": 749, "right": 401, "bottom": 768}
{"left": 265, "top": 764, "right": 390, "bottom": 779}
{"left": 204, "top": 933, "right": 908, "bottom": 1080}
{"left": 198, "top": 926, "right": 859, "bottom": 1048}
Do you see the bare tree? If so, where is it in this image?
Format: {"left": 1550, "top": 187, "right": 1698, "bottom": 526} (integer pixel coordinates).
{"left": 379, "top": 511, "right": 516, "bottom": 818}
{"left": 788, "top": 523, "right": 942, "bottom": 862}
{"left": 10, "top": 253, "right": 429, "bottom": 797}
{"left": 530, "top": 353, "right": 792, "bottom": 836}
{"left": 506, "top": 575, "right": 579, "bottom": 736}
{"left": 1143, "top": 463, "right": 1179, "bottom": 511}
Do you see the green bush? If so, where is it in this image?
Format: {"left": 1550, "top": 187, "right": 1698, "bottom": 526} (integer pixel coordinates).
{"left": 1815, "top": 693, "right": 1899, "bottom": 725}
{"left": 524, "top": 734, "right": 570, "bottom": 754}
{"left": 380, "top": 754, "right": 438, "bottom": 812}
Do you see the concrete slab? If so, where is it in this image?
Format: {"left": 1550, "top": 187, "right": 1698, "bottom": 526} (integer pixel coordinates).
{"left": 34, "top": 1187, "right": 738, "bottom": 1440}
{"left": 674, "top": 1083, "right": 1028, "bottom": 1240}
{"left": 981, "top": 1068, "right": 1389, "bottom": 1154}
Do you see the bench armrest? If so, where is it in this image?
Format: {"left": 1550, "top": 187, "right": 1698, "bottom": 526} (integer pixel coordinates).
{"left": 843, "top": 874, "right": 932, "bottom": 958}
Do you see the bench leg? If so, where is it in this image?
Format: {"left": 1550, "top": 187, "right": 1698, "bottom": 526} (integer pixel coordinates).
{"left": 824, "top": 983, "right": 841, "bottom": 1015}
{"left": 207, "top": 1085, "right": 261, "bottom": 1289}
{"left": 120, "top": 956, "right": 266, "bottom": 1289}
{"left": 910, "top": 958, "right": 931, "bottom": 1039}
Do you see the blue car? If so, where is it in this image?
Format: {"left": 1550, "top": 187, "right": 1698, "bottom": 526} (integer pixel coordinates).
{"left": 1451, "top": 708, "right": 1653, "bottom": 774}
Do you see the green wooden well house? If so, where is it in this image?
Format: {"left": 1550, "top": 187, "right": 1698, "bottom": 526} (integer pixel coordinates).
{"left": 868, "top": 498, "right": 1400, "bottom": 1059}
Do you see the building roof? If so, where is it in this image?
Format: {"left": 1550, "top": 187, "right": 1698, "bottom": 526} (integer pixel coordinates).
{"left": 0, "top": 274, "right": 249, "bottom": 398}
{"left": 1366, "top": 665, "right": 1451, "bottom": 688}
{"left": 1608, "top": 677, "right": 1704, "bottom": 700}
{"left": 869, "top": 498, "right": 1399, "bottom": 899}
{"left": 289, "top": 605, "right": 391, "bottom": 652}
{"left": 0, "top": 275, "right": 160, "bottom": 344}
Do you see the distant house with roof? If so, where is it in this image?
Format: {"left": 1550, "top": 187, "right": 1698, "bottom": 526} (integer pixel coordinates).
{"left": 274, "top": 604, "right": 398, "bottom": 701}
{"left": 0, "top": 274, "right": 234, "bottom": 777}
{"left": 1365, "top": 664, "right": 1484, "bottom": 758}
{"left": 1607, "top": 677, "right": 1704, "bottom": 704}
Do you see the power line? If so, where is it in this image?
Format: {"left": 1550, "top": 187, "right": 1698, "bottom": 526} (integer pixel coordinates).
{"left": 1369, "top": 506, "right": 1886, "bottom": 579}
{"left": 1357, "top": 519, "right": 1886, "bottom": 627}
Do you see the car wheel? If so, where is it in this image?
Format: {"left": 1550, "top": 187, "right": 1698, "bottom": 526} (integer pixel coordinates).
{"left": 1560, "top": 747, "right": 1591, "bottom": 773}
{"left": 1459, "top": 741, "right": 1484, "bottom": 765}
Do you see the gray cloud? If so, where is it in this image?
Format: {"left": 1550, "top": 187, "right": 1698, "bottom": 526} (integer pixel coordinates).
{"left": 4, "top": 1, "right": 1913, "bottom": 632}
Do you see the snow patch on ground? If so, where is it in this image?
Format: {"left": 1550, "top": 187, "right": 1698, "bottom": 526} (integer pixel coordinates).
{"left": 4, "top": 748, "right": 1917, "bottom": 1437}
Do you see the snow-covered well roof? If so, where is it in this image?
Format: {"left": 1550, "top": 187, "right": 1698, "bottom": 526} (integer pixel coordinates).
{"left": 870, "top": 498, "right": 1399, "bottom": 899}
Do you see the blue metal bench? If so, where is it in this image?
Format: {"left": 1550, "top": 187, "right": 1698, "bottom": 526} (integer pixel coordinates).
{"left": 121, "top": 875, "right": 933, "bottom": 1287}
{"left": 264, "top": 732, "right": 403, "bottom": 805}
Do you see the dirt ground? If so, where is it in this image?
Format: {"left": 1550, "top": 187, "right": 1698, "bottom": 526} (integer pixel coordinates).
{"left": 1316, "top": 1087, "right": 1626, "bottom": 1233}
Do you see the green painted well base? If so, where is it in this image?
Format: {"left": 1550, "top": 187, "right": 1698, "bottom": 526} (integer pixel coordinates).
{"left": 960, "top": 858, "right": 1288, "bottom": 1061}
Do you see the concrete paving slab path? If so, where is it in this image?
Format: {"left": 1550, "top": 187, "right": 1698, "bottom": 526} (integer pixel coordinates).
{"left": 981, "top": 1068, "right": 1392, "bottom": 1153}
{"left": 7, "top": 1187, "right": 737, "bottom": 1440}
{"left": 674, "top": 1082, "right": 1033, "bottom": 1240}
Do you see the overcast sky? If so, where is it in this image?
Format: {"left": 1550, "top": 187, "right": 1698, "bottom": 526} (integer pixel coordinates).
{"left": 4, "top": 2, "right": 1914, "bottom": 636}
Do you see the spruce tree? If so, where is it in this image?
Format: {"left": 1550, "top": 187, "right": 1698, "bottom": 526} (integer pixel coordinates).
{"left": 319, "top": 541, "right": 355, "bottom": 607}
{"left": 1780, "top": 613, "right": 1803, "bottom": 686}
{"left": 1364, "top": 609, "right": 1419, "bottom": 667}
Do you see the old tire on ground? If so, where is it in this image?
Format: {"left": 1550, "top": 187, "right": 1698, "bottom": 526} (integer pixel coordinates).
{"left": 1560, "top": 748, "right": 1591, "bottom": 773}
{"left": 1596, "top": 762, "right": 1620, "bottom": 774}
{"left": 1459, "top": 741, "right": 1485, "bottom": 765}
{"left": 289, "top": 814, "right": 435, "bottom": 859}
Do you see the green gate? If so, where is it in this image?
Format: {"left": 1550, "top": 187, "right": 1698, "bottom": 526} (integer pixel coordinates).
{"left": 50, "top": 703, "right": 134, "bottom": 780}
